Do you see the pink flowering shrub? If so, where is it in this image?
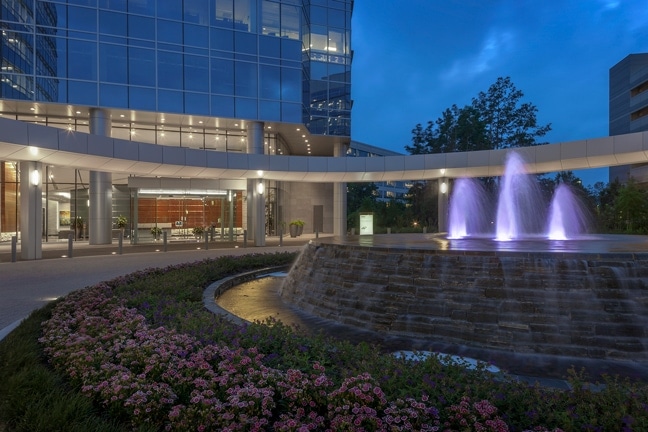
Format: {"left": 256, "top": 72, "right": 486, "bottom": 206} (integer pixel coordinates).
{"left": 443, "top": 397, "right": 509, "bottom": 431}
{"left": 40, "top": 282, "right": 443, "bottom": 430}
{"left": 35, "top": 254, "right": 647, "bottom": 431}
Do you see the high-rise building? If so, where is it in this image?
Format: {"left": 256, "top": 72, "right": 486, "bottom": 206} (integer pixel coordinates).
{"left": 609, "top": 53, "right": 648, "bottom": 183}
{"left": 0, "top": 0, "right": 353, "bottom": 256}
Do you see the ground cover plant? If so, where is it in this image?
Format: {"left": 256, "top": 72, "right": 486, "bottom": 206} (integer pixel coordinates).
{"left": 1, "top": 251, "right": 647, "bottom": 431}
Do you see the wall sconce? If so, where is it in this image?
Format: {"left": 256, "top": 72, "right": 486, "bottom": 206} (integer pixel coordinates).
{"left": 440, "top": 181, "right": 448, "bottom": 194}
{"left": 228, "top": 191, "right": 232, "bottom": 202}
{"left": 30, "top": 169, "right": 41, "bottom": 186}
{"left": 256, "top": 180, "right": 265, "bottom": 195}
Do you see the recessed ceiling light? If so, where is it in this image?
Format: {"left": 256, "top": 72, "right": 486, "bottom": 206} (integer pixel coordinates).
{"left": 29, "top": 107, "right": 35, "bottom": 111}
{"left": 75, "top": 111, "right": 81, "bottom": 114}
{"left": 198, "top": 121, "right": 203, "bottom": 124}
{"left": 120, "top": 114, "right": 124, "bottom": 118}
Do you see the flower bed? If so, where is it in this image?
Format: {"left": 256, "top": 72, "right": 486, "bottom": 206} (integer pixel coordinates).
{"left": 34, "top": 253, "right": 648, "bottom": 431}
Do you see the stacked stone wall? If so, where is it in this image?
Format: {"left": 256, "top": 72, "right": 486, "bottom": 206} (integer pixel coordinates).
{"left": 281, "top": 243, "right": 648, "bottom": 372}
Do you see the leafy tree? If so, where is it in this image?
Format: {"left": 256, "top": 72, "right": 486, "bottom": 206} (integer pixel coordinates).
{"left": 346, "top": 183, "right": 378, "bottom": 232}
{"left": 405, "top": 181, "right": 438, "bottom": 229}
{"left": 472, "top": 77, "right": 551, "bottom": 149}
{"left": 406, "top": 77, "right": 551, "bottom": 154}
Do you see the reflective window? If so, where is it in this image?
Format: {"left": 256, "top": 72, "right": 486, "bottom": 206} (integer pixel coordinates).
{"left": 259, "top": 35, "right": 279, "bottom": 58}
{"left": 99, "top": 10, "right": 126, "bottom": 36}
{"left": 184, "top": 23, "right": 208, "bottom": 47}
{"left": 211, "top": 95, "right": 234, "bottom": 117}
{"left": 99, "top": 0, "right": 126, "bottom": 11}
{"left": 211, "top": 59, "right": 234, "bottom": 95}
{"left": 158, "top": 51, "right": 183, "bottom": 89}
{"left": 328, "top": 8, "right": 345, "bottom": 28}
{"left": 184, "top": 55, "right": 208, "bottom": 92}
{"left": 68, "top": 6, "right": 97, "bottom": 33}
{"left": 281, "top": 4, "right": 300, "bottom": 39}
{"left": 129, "top": 47, "right": 155, "bottom": 86}
{"left": 129, "top": 86, "right": 155, "bottom": 110}
{"left": 68, "top": 0, "right": 97, "bottom": 6}
{"left": 213, "top": 0, "right": 234, "bottom": 28}
{"left": 158, "top": 20, "right": 182, "bottom": 45}
{"left": 99, "top": 83, "right": 127, "bottom": 107}
{"left": 281, "top": 102, "right": 301, "bottom": 122}
{"left": 99, "top": 43, "right": 127, "bottom": 83}
{"left": 68, "top": 39, "right": 97, "bottom": 80}
{"left": 234, "top": 32, "right": 257, "bottom": 55}
{"left": 235, "top": 97, "right": 257, "bottom": 118}
{"left": 281, "top": 38, "right": 301, "bottom": 62}
{"left": 234, "top": 0, "right": 256, "bottom": 32}
{"left": 259, "top": 64, "right": 280, "bottom": 100}
{"left": 310, "top": 25, "right": 327, "bottom": 51}
{"left": 328, "top": 28, "right": 344, "bottom": 54}
{"left": 210, "top": 28, "right": 233, "bottom": 51}
{"left": 68, "top": 80, "right": 97, "bottom": 105}
{"left": 281, "top": 67, "right": 301, "bottom": 102}
{"left": 259, "top": 100, "right": 280, "bottom": 121}
{"left": 157, "top": 0, "right": 182, "bottom": 19}
{"left": 158, "top": 89, "right": 183, "bottom": 112}
{"left": 127, "top": 0, "right": 155, "bottom": 16}
{"left": 183, "top": 0, "right": 208, "bottom": 25}
{"left": 128, "top": 15, "right": 155, "bottom": 40}
{"left": 310, "top": 6, "right": 327, "bottom": 26}
{"left": 261, "top": 1, "right": 279, "bottom": 36}
{"left": 184, "top": 92, "right": 209, "bottom": 115}
{"left": 234, "top": 62, "right": 256, "bottom": 97}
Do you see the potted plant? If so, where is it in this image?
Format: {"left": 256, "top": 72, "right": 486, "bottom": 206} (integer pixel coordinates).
{"left": 150, "top": 226, "right": 162, "bottom": 240}
{"left": 289, "top": 219, "right": 305, "bottom": 237}
{"left": 74, "top": 216, "right": 84, "bottom": 239}
{"left": 116, "top": 215, "right": 127, "bottom": 236}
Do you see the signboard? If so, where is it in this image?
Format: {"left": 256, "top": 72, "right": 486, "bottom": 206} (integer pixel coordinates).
{"left": 359, "top": 213, "right": 374, "bottom": 235}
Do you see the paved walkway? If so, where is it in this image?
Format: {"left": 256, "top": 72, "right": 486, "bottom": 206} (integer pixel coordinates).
{"left": 0, "top": 235, "right": 314, "bottom": 338}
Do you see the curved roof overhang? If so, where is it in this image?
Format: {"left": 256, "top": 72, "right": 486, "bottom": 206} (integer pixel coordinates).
{"left": 0, "top": 117, "right": 646, "bottom": 182}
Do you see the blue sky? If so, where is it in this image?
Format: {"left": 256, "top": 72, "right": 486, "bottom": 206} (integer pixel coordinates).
{"left": 350, "top": 1, "right": 648, "bottom": 186}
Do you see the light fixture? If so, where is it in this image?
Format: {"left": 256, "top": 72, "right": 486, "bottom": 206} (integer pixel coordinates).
{"left": 257, "top": 170, "right": 264, "bottom": 177}
{"left": 440, "top": 168, "right": 446, "bottom": 175}
{"left": 440, "top": 182, "right": 448, "bottom": 194}
{"left": 257, "top": 180, "right": 265, "bottom": 195}
{"left": 30, "top": 169, "right": 41, "bottom": 186}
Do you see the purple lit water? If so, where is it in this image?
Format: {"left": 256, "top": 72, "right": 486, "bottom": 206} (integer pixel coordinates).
{"left": 448, "top": 152, "right": 590, "bottom": 241}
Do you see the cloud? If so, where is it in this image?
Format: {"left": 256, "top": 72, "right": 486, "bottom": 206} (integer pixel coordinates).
{"left": 440, "top": 29, "right": 514, "bottom": 82}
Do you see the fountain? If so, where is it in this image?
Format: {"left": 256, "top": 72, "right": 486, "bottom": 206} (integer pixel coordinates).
{"left": 281, "top": 152, "right": 648, "bottom": 380}
{"left": 448, "top": 152, "right": 590, "bottom": 241}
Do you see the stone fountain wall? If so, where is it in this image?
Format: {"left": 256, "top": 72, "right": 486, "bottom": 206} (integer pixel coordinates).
{"left": 281, "top": 242, "right": 648, "bottom": 377}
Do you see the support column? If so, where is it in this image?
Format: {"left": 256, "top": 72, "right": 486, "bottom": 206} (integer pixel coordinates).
{"left": 333, "top": 142, "right": 348, "bottom": 237}
{"left": 19, "top": 161, "right": 43, "bottom": 260}
{"left": 246, "top": 121, "right": 265, "bottom": 246}
{"left": 88, "top": 108, "right": 113, "bottom": 244}
{"left": 438, "top": 178, "right": 449, "bottom": 233}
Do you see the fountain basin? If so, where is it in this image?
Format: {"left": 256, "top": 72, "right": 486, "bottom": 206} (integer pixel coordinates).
{"left": 281, "top": 234, "right": 648, "bottom": 379}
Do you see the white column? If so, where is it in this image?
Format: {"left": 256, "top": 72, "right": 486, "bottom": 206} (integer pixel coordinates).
{"left": 19, "top": 161, "right": 43, "bottom": 260}
{"left": 89, "top": 108, "right": 113, "bottom": 244}
{"left": 438, "top": 178, "right": 449, "bottom": 233}
{"left": 333, "top": 142, "right": 348, "bottom": 237}
{"left": 246, "top": 121, "right": 265, "bottom": 246}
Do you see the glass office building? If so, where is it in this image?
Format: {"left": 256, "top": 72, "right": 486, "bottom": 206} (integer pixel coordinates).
{"left": 0, "top": 0, "right": 352, "bottom": 254}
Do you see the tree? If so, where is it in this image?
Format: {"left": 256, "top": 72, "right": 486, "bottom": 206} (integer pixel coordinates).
{"left": 405, "top": 77, "right": 551, "bottom": 155}
{"left": 472, "top": 77, "right": 551, "bottom": 149}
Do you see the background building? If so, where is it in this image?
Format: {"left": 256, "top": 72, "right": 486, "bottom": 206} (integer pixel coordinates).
{"left": 609, "top": 53, "right": 648, "bottom": 184}
{"left": 0, "top": 0, "right": 353, "bottom": 256}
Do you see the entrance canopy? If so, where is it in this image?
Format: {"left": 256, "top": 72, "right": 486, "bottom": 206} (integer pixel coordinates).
{"left": 0, "top": 117, "right": 646, "bottom": 182}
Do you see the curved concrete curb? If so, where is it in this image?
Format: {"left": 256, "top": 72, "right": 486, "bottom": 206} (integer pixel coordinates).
{"left": 202, "top": 265, "right": 290, "bottom": 326}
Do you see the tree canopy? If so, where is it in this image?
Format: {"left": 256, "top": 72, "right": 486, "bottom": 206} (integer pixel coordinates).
{"left": 405, "top": 77, "right": 551, "bottom": 154}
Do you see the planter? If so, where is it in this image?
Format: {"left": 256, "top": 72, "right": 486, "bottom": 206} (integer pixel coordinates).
{"left": 289, "top": 224, "right": 299, "bottom": 238}
{"left": 297, "top": 224, "right": 304, "bottom": 236}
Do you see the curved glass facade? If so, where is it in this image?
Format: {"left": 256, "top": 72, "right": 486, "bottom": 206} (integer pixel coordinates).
{"left": 0, "top": 0, "right": 352, "bottom": 137}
